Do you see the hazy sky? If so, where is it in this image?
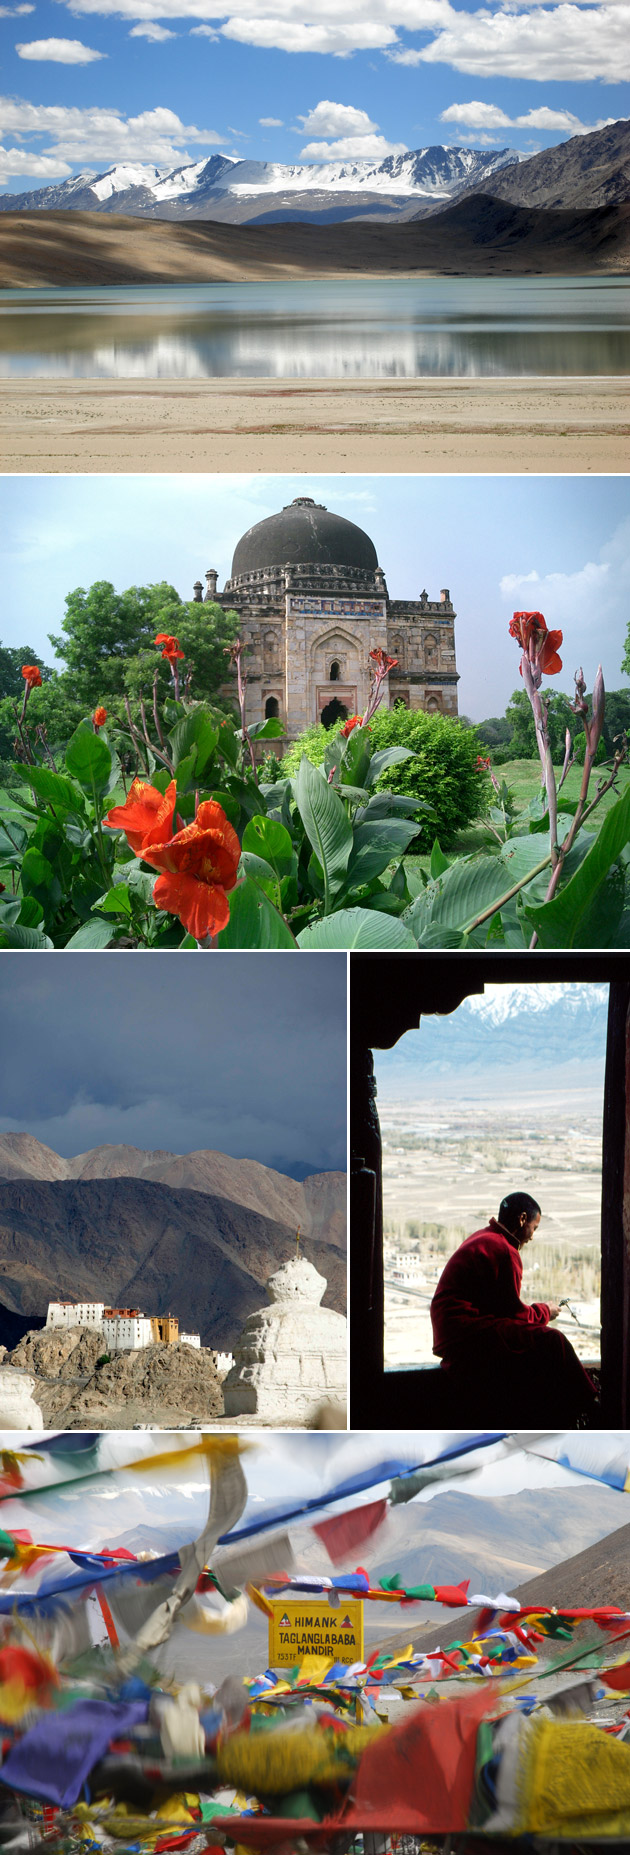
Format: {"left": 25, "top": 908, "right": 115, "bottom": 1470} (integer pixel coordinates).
{"left": 3, "top": 473, "right": 629, "bottom": 721}
{"left": 1, "top": 0, "right": 626, "bottom": 198}
{"left": 0, "top": 952, "right": 347, "bottom": 1173}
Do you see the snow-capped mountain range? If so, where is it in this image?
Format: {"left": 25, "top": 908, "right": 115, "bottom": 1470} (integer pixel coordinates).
{"left": 0, "top": 144, "right": 520, "bottom": 225}
{"left": 376, "top": 982, "right": 609, "bottom": 1092}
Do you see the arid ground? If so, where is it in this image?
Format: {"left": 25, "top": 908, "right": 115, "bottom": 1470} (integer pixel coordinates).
{"left": 380, "top": 1090, "right": 602, "bottom": 1370}
{"left": 1, "top": 376, "right": 628, "bottom": 473}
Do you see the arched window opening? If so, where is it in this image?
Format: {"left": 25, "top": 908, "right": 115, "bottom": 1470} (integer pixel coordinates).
{"left": 330, "top": 660, "right": 341, "bottom": 682}
{"left": 351, "top": 959, "right": 618, "bottom": 1427}
{"left": 426, "top": 697, "right": 439, "bottom": 712}
{"left": 321, "top": 697, "right": 349, "bottom": 729}
{"left": 265, "top": 696, "right": 280, "bottom": 719}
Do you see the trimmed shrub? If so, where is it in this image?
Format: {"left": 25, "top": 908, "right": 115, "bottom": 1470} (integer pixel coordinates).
{"left": 282, "top": 709, "right": 490, "bottom": 851}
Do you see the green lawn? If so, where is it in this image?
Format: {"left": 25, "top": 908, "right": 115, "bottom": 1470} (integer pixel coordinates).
{"left": 405, "top": 756, "right": 630, "bottom": 874}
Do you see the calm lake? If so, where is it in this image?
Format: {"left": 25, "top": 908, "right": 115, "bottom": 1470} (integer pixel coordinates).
{"left": 0, "top": 276, "right": 629, "bottom": 377}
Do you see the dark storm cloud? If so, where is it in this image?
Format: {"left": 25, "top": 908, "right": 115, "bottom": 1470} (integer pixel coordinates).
{"left": 0, "top": 954, "right": 347, "bottom": 1173}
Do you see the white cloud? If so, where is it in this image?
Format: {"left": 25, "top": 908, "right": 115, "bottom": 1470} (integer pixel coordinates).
{"left": 0, "top": 4, "right": 35, "bottom": 13}
{"left": 296, "top": 99, "right": 379, "bottom": 136}
{"left": 441, "top": 100, "right": 512, "bottom": 128}
{"left": 0, "top": 98, "right": 225, "bottom": 172}
{"left": 16, "top": 35, "right": 106, "bottom": 57}
{"left": 189, "top": 22, "right": 218, "bottom": 30}
{"left": 221, "top": 15, "right": 398, "bottom": 51}
{"left": 300, "top": 131, "right": 407, "bottom": 155}
{"left": 499, "top": 516, "right": 630, "bottom": 664}
{"left": 130, "top": 17, "right": 176, "bottom": 31}
{"left": 419, "top": 4, "right": 630, "bottom": 83}
{"left": 259, "top": 115, "right": 283, "bottom": 124}
{"left": 0, "top": 143, "right": 73, "bottom": 182}
{"left": 441, "top": 99, "right": 617, "bottom": 135}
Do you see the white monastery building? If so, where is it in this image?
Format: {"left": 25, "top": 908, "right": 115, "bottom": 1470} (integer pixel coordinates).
{"left": 46, "top": 1302, "right": 200, "bottom": 1352}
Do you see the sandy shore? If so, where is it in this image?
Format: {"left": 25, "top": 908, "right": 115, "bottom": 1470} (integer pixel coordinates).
{"left": 1, "top": 376, "right": 628, "bottom": 473}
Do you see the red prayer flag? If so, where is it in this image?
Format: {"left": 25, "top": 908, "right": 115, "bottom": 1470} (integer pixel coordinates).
{"left": 313, "top": 1499, "right": 388, "bottom": 1564}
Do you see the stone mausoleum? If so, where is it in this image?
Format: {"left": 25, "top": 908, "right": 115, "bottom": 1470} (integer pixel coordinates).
{"left": 192, "top": 495, "right": 458, "bottom": 741}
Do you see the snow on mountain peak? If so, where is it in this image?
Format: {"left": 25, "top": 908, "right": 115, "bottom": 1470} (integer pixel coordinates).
{"left": 466, "top": 983, "right": 608, "bottom": 1026}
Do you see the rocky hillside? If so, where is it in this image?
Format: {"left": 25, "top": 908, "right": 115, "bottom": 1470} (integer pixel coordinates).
{"left": 0, "top": 1170, "right": 346, "bottom": 1348}
{"left": 3, "top": 1325, "right": 224, "bottom": 1428}
{"left": 478, "top": 118, "right": 630, "bottom": 212}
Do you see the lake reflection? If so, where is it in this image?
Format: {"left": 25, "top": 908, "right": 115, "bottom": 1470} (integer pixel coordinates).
{"left": 0, "top": 277, "right": 629, "bottom": 377}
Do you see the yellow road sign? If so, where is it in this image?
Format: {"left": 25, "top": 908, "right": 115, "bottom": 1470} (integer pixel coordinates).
{"left": 268, "top": 1597, "right": 364, "bottom": 1668}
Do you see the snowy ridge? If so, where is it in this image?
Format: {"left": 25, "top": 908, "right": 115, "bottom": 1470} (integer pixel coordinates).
{"left": 0, "top": 144, "right": 519, "bottom": 217}
{"left": 466, "top": 983, "right": 609, "bottom": 1025}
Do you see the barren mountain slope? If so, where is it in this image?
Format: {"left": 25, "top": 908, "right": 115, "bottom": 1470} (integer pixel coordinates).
{"left": 0, "top": 197, "right": 628, "bottom": 288}
{"left": 0, "top": 1176, "right": 345, "bottom": 1346}
{"left": 479, "top": 118, "right": 630, "bottom": 212}
{"left": 0, "top": 1134, "right": 345, "bottom": 1240}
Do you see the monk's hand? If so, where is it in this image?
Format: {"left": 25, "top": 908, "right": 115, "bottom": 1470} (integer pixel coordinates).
{"left": 547, "top": 1302, "right": 561, "bottom": 1320}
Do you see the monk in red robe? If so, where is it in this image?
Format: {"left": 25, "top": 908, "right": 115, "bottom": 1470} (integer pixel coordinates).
{"left": 430, "top": 1190, "right": 598, "bottom": 1424}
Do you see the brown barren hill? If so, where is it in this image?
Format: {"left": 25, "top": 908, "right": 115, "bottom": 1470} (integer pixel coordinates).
{"left": 374, "top": 1507, "right": 630, "bottom": 1664}
{"left": 0, "top": 197, "right": 629, "bottom": 287}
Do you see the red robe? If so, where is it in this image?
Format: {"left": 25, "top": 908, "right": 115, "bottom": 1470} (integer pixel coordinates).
{"left": 430, "top": 1218, "right": 597, "bottom": 1425}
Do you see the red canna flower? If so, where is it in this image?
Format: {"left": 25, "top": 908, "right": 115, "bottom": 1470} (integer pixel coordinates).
{"left": 369, "top": 649, "right": 398, "bottom": 673}
{"left": 141, "top": 798, "right": 241, "bottom": 940}
{"left": 21, "top": 665, "right": 42, "bottom": 689}
{"left": 476, "top": 754, "right": 491, "bottom": 769}
{"left": 93, "top": 706, "right": 107, "bottom": 730}
{"left": 155, "top": 633, "right": 185, "bottom": 664}
{"left": 105, "top": 777, "right": 176, "bottom": 856}
{"left": 340, "top": 714, "right": 363, "bottom": 737}
{"left": 509, "top": 611, "right": 563, "bottom": 677}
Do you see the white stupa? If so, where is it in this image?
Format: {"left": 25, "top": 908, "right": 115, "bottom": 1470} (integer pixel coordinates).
{"left": 222, "top": 1254, "right": 347, "bottom": 1424}
{"left": 0, "top": 1370, "right": 43, "bottom": 1428}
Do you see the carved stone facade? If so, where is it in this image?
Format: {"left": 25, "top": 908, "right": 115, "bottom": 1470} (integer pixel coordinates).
{"left": 193, "top": 496, "right": 458, "bottom": 740}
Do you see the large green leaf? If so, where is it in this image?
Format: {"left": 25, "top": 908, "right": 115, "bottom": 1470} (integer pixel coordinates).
{"left": 65, "top": 918, "right": 115, "bottom": 949}
{"left": 0, "top": 820, "right": 28, "bottom": 867}
{"left": 294, "top": 758, "right": 353, "bottom": 909}
{"left": 0, "top": 898, "right": 21, "bottom": 928}
{"left": 365, "top": 745, "right": 418, "bottom": 788}
{"left": 405, "top": 855, "right": 513, "bottom": 939}
{"left": 342, "top": 818, "right": 420, "bottom": 890}
{"left": 20, "top": 846, "right": 60, "bottom": 908}
{"left": 20, "top": 766, "right": 85, "bottom": 814}
{"left": 242, "top": 815, "right": 294, "bottom": 878}
{"left": 238, "top": 851, "right": 279, "bottom": 901}
{"left": 430, "top": 839, "right": 449, "bottom": 879}
{"left": 524, "top": 783, "right": 630, "bottom": 947}
{"left": 0, "top": 924, "right": 53, "bottom": 949}
{"left": 297, "top": 908, "right": 417, "bottom": 949}
{"left": 246, "top": 717, "right": 286, "bottom": 739}
{"left": 338, "top": 727, "right": 373, "bottom": 791}
{"left": 360, "top": 794, "right": 426, "bottom": 821}
{"left": 65, "top": 726, "right": 113, "bottom": 802}
{"left": 217, "top": 877, "right": 297, "bottom": 948}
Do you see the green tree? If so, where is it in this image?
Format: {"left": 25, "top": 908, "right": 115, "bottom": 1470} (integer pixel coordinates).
{"left": 49, "top": 582, "right": 240, "bottom": 712}
{"left": 122, "top": 601, "right": 240, "bottom": 708}
{"left": 0, "top": 644, "right": 51, "bottom": 701}
{"left": 49, "top": 581, "right": 180, "bottom": 702}
{"left": 505, "top": 686, "right": 576, "bottom": 761}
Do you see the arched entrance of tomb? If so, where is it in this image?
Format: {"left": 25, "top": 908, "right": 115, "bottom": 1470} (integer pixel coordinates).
{"left": 350, "top": 953, "right": 630, "bottom": 1429}
{"left": 265, "top": 695, "right": 280, "bottom": 719}
{"left": 321, "top": 696, "right": 349, "bottom": 729}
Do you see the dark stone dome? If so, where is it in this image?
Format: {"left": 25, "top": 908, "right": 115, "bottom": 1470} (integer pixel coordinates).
{"left": 230, "top": 497, "right": 378, "bottom": 578}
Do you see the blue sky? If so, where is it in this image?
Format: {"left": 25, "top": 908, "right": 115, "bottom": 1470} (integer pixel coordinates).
{"left": 2, "top": 472, "right": 628, "bottom": 719}
{"left": 0, "top": 0, "right": 628, "bottom": 193}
